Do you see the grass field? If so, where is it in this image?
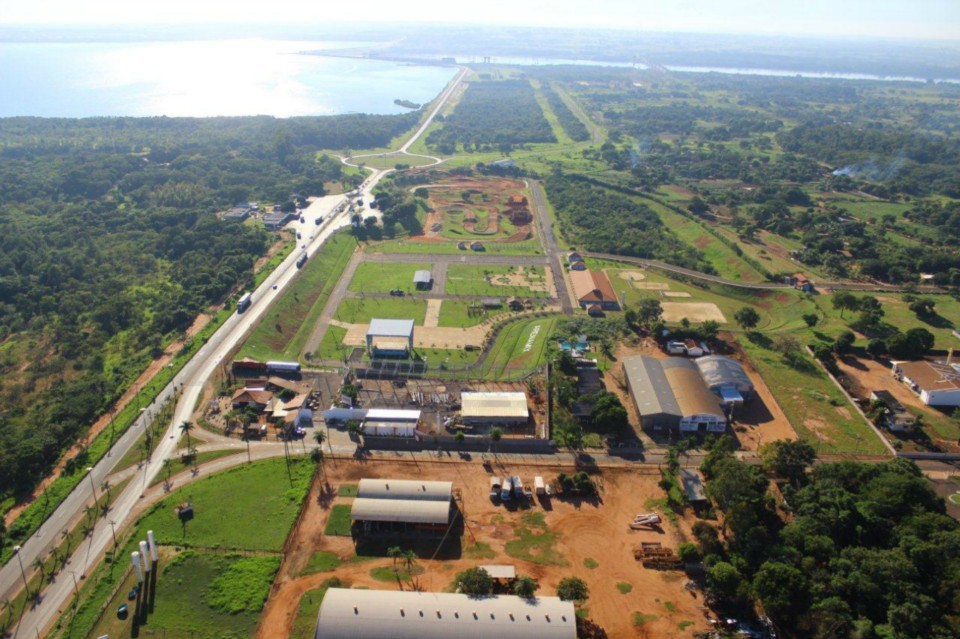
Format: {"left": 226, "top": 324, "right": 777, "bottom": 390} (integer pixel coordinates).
{"left": 334, "top": 297, "right": 427, "bottom": 325}
{"left": 325, "top": 505, "right": 353, "bottom": 536}
{"left": 412, "top": 346, "right": 481, "bottom": 368}
{"left": 134, "top": 457, "right": 314, "bottom": 551}
{"left": 239, "top": 231, "right": 356, "bottom": 361}
{"left": 291, "top": 584, "right": 334, "bottom": 639}
{"left": 301, "top": 550, "right": 342, "bottom": 575}
{"left": 86, "top": 550, "right": 278, "bottom": 639}
{"left": 437, "top": 300, "right": 510, "bottom": 328}
{"left": 741, "top": 340, "right": 887, "bottom": 456}
{"left": 819, "top": 291, "right": 960, "bottom": 349}
{"left": 446, "top": 264, "right": 551, "bottom": 298}
{"left": 316, "top": 325, "right": 349, "bottom": 361}
{"left": 347, "top": 261, "right": 433, "bottom": 294}
{"left": 481, "top": 316, "right": 557, "bottom": 379}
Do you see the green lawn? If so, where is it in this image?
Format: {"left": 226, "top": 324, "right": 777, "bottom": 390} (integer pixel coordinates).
{"left": 291, "top": 584, "right": 335, "bottom": 639}
{"left": 337, "top": 483, "right": 359, "bottom": 497}
{"left": 504, "top": 512, "right": 568, "bottom": 567}
{"left": 316, "top": 325, "right": 350, "bottom": 361}
{"left": 334, "top": 297, "right": 427, "bottom": 325}
{"left": 301, "top": 550, "right": 342, "bottom": 575}
{"left": 411, "top": 347, "right": 482, "bottom": 369}
{"left": 134, "top": 457, "right": 314, "bottom": 551}
{"left": 239, "top": 231, "right": 356, "bottom": 361}
{"left": 446, "top": 264, "right": 551, "bottom": 298}
{"left": 147, "top": 450, "right": 243, "bottom": 488}
{"left": 481, "top": 316, "right": 558, "bottom": 379}
{"left": 741, "top": 340, "right": 887, "bottom": 455}
{"left": 87, "top": 550, "right": 274, "bottom": 639}
{"left": 325, "top": 505, "right": 353, "bottom": 536}
{"left": 348, "top": 261, "right": 433, "bottom": 294}
{"left": 820, "top": 291, "right": 960, "bottom": 348}
{"left": 437, "top": 300, "right": 510, "bottom": 328}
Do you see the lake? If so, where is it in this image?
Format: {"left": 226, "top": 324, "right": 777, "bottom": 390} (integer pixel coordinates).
{"left": 0, "top": 40, "right": 458, "bottom": 118}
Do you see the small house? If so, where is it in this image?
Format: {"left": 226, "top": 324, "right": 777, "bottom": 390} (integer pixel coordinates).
{"left": 230, "top": 388, "right": 273, "bottom": 410}
{"left": 470, "top": 241, "right": 486, "bottom": 251}
{"left": 791, "top": 273, "right": 814, "bottom": 292}
{"left": 508, "top": 297, "right": 524, "bottom": 311}
{"left": 684, "top": 339, "right": 704, "bottom": 357}
{"left": 457, "top": 241, "right": 467, "bottom": 250}
{"left": 666, "top": 341, "right": 687, "bottom": 355}
{"left": 570, "top": 261, "right": 587, "bottom": 271}
{"left": 567, "top": 251, "right": 584, "bottom": 264}
{"left": 868, "top": 390, "right": 915, "bottom": 432}
{"left": 587, "top": 304, "right": 604, "bottom": 317}
{"left": 413, "top": 270, "right": 433, "bottom": 290}
{"left": 482, "top": 298, "right": 503, "bottom": 308}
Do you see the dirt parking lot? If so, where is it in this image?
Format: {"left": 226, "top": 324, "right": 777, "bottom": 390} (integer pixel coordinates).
{"left": 260, "top": 460, "right": 712, "bottom": 639}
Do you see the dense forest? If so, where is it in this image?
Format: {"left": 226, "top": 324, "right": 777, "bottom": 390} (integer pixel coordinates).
{"left": 699, "top": 442, "right": 960, "bottom": 638}
{"left": 545, "top": 173, "right": 708, "bottom": 271}
{"left": 425, "top": 79, "right": 555, "bottom": 153}
{"left": 0, "top": 112, "right": 417, "bottom": 512}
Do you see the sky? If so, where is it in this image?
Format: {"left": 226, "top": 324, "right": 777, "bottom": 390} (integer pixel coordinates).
{"left": 2, "top": 0, "right": 959, "bottom": 40}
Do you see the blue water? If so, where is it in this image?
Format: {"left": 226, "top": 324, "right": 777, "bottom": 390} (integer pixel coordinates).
{"left": 0, "top": 40, "right": 458, "bottom": 118}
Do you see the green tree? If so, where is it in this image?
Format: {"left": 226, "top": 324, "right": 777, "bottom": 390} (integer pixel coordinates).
{"left": 698, "top": 320, "right": 721, "bottom": 341}
{"left": 179, "top": 421, "right": 194, "bottom": 451}
{"left": 760, "top": 440, "right": 816, "bottom": 486}
{"left": 454, "top": 567, "right": 494, "bottom": 595}
{"left": 752, "top": 561, "right": 810, "bottom": 623}
{"left": 834, "top": 330, "right": 856, "bottom": 354}
{"left": 636, "top": 298, "right": 664, "bottom": 329}
{"left": 556, "top": 576, "right": 589, "bottom": 602}
{"left": 733, "top": 306, "right": 760, "bottom": 331}
{"left": 832, "top": 291, "right": 859, "bottom": 319}
{"left": 802, "top": 313, "right": 819, "bottom": 328}
{"left": 589, "top": 392, "right": 629, "bottom": 433}
{"left": 706, "top": 561, "right": 742, "bottom": 602}
{"left": 513, "top": 575, "right": 540, "bottom": 598}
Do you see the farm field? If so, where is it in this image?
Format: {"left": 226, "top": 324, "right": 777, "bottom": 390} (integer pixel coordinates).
{"left": 257, "top": 460, "right": 712, "bottom": 639}
{"left": 238, "top": 231, "right": 356, "bottom": 362}
{"left": 446, "top": 264, "right": 553, "bottom": 298}
{"left": 347, "top": 261, "right": 433, "bottom": 294}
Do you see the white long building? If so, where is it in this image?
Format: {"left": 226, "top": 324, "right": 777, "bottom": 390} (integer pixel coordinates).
{"left": 460, "top": 392, "right": 529, "bottom": 425}
{"left": 314, "top": 589, "right": 576, "bottom": 639}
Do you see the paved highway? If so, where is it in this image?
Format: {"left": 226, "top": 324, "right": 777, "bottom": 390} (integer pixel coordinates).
{"left": 6, "top": 63, "right": 467, "bottom": 639}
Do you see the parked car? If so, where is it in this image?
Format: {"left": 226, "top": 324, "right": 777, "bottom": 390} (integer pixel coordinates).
{"left": 489, "top": 476, "right": 501, "bottom": 501}
{"left": 500, "top": 477, "right": 513, "bottom": 501}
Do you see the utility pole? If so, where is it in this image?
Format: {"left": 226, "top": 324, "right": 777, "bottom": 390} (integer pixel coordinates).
{"left": 86, "top": 467, "right": 99, "bottom": 512}
{"left": 12, "top": 545, "right": 29, "bottom": 594}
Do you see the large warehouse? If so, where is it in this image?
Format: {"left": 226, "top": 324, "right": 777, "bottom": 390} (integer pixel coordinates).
{"left": 623, "top": 356, "right": 726, "bottom": 433}
{"left": 350, "top": 479, "right": 454, "bottom": 537}
{"left": 460, "top": 391, "right": 530, "bottom": 426}
{"left": 314, "top": 589, "right": 576, "bottom": 639}
{"left": 893, "top": 360, "right": 960, "bottom": 407}
{"left": 695, "top": 355, "right": 755, "bottom": 403}
{"left": 366, "top": 319, "right": 415, "bottom": 357}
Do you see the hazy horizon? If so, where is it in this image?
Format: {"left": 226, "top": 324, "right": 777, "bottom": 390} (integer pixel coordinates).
{"left": 2, "top": 0, "right": 959, "bottom": 41}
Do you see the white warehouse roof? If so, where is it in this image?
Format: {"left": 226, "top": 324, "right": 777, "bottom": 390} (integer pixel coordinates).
{"left": 357, "top": 478, "right": 452, "bottom": 501}
{"left": 350, "top": 499, "right": 451, "bottom": 524}
{"left": 314, "top": 589, "right": 576, "bottom": 639}
{"left": 367, "top": 318, "right": 415, "bottom": 338}
{"left": 461, "top": 392, "right": 529, "bottom": 419}
{"left": 365, "top": 408, "right": 421, "bottom": 422}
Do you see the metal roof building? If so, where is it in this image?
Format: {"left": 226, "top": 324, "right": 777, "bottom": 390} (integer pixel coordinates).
{"left": 351, "top": 479, "right": 454, "bottom": 533}
{"left": 414, "top": 270, "right": 434, "bottom": 289}
{"left": 314, "top": 589, "right": 577, "bottom": 639}
{"left": 366, "top": 319, "right": 415, "bottom": 356}
{"left": 623, "top": 356, "right": 726, "bottom": 433}
{"left": 696, "top": 356, "right": 755, "bottom": 401}
{"left": 461, "top": 392, "right": 529, "bottom": 425}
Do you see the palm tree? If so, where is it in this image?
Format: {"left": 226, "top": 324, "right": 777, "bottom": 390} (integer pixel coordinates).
{"left": 179, "top": 420, "right": 194, "bottom": 451}
{"left": 489, "top": 427, "right": 503, "bottom": 460}
{"left": 162, "top": 458, "right": 174, "bottom": 483}
{"left": 312, "top": 430, "right": 328, "bottom": 481}
{"left": 31, "top": 557, "right": 44, "bottom": 583}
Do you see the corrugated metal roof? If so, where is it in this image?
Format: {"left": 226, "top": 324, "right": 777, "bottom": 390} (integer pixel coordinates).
{"left": 350, "top": 499, "right": 450, "bottom": 524}
{"left": 478, "top": 565, "right": 516, "bottom": 579}
{"left": 461, "top": 392, "right": 529, "bottom": 418}
{"left": 414, "top": 270, "right": 433, "bottom": 283}
{"left": 365, "top": 408, "right": 421, "bottom": 422}
{"left": 314, "top": 589, "right": 576, "bottom": 639}
{"left": 357, "top": 479, "right": 452, "bottom": 501}
{"left": 623, "top": 356, "right": 681, "bottom": 418}
{"left": 696, "top": 356, "right": 754, "bottom": 393}
{"left": 367, "top": 319, "right": 415, "bottom": 338}
{"left": 662, "top": 360, "right": 724, "bottom": 418}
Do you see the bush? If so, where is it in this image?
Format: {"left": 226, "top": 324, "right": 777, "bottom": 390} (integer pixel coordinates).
{"left": 207, "top": 555, "right": 281, "bottom": 614}
{"left": 454, "top": 567, "right": 494, "bottom": 595}
{"left": 678, "top": 542, "right": 702, "bottom": 563}
{"left": 557, "top": 576, "right": 590, "bottom": 602}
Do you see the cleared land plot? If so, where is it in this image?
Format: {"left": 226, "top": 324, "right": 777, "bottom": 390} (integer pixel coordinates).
{"left": 334, "top": 297, "right": 428, "bottom": 326}
{"left": 446, "top": 264, "right": 552, "bottom": 298}
{"left": 347, "top": 261, "right": 433, "bottom": 294}
{"left": 420, "top": 176, "right": 531, "bottom": 243}
{"left": 239, "top": 231, "right": 355, "bottom": 361}
{"left": 663, "top": 291, "right": 692, "bottom": 298}
{"left": 260, "top": 461, "right": 710, "bottom": 639}
{"left": 661, "top": 302, "right": 727, "bottom": 323}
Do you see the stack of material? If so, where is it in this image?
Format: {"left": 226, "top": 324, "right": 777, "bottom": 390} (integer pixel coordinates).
{"left": 634, "top": 542, "right": 683, "bottom": 570}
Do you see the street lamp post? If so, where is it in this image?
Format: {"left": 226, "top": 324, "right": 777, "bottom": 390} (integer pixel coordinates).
{"left": 86, "top": 466, "right": 99, "bottom": 512}
{"left": 66, "top": 569, "right": 80, "bottom": 603}
{"left": 12, "top": 545, "right": 29, "bottom": 593}
{"left": 108, "top": 520, "right": 119, "bottom": 549}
